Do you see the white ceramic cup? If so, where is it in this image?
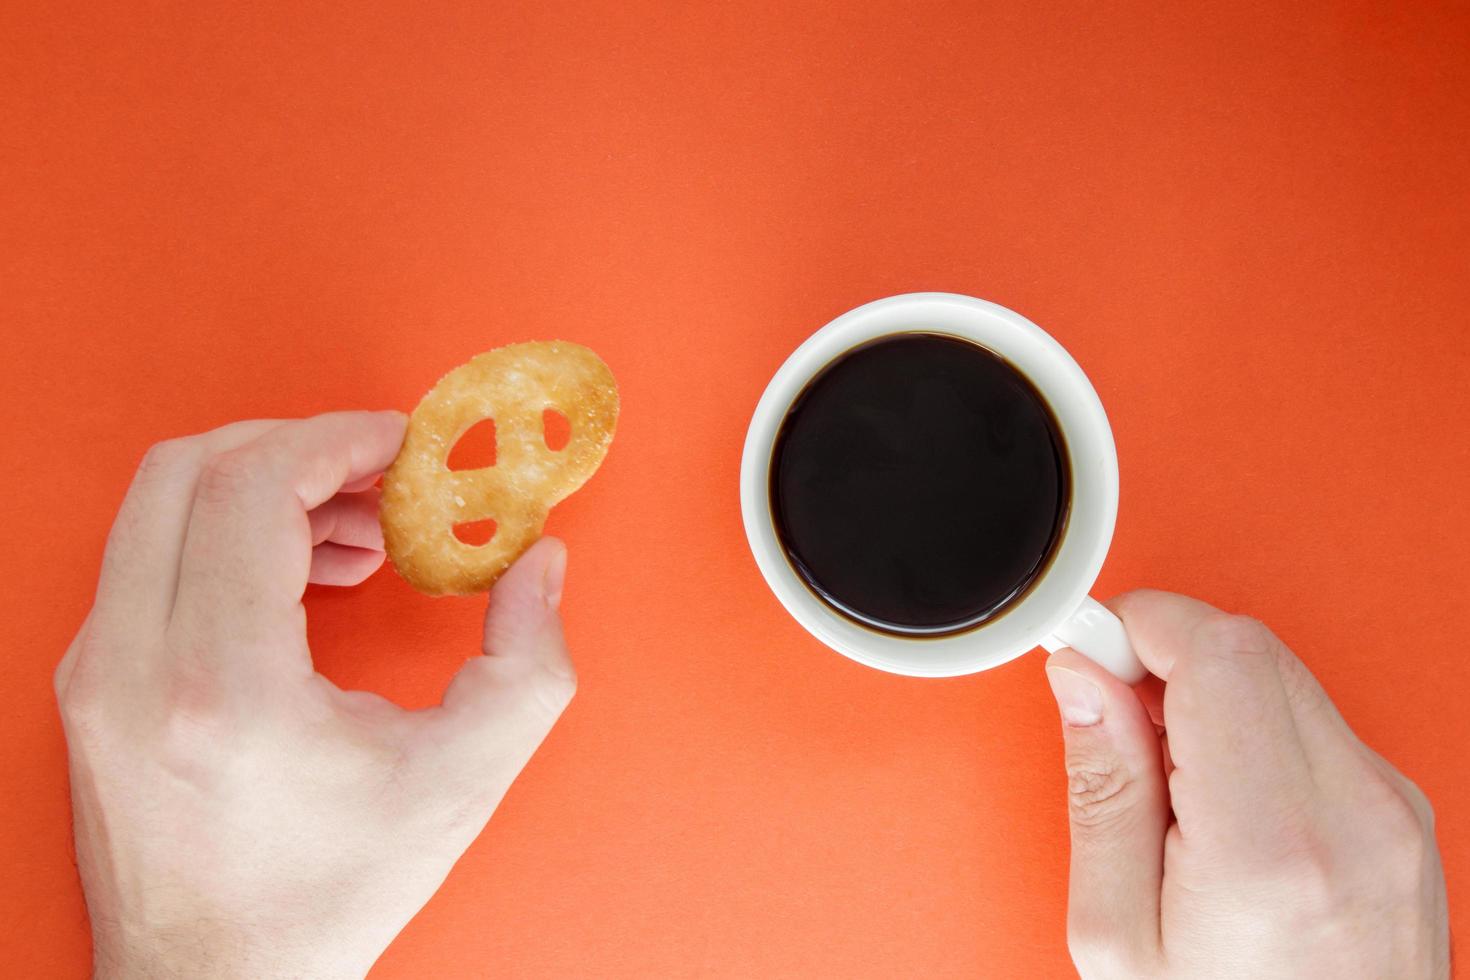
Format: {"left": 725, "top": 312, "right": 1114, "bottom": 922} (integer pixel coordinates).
{"left": 740, "top": 292, "right": 1145, "bottom": 682}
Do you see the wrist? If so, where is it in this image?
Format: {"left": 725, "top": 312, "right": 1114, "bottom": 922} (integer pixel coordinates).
{"left": 92, "top": 919, "right": 326, "bottom": 980}
{"left": 93, "top": 922, "right": 373, "bottom": 980}
{"left": 93, "top": 921, "right": 251, "bottom": 980}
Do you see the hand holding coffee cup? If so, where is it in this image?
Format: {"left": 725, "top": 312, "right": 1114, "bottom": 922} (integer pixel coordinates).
{"left": 741, "top": 292, "right": 1143, "bottom": 682}
{"left": 742, "top": 295, "right": 1450, "bottom": 978}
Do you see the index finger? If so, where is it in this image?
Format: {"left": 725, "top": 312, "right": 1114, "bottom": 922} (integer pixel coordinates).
{"left": 1109, "top": 590, "right": 1314, "bottom": 849}
{"left": 93, "top": 419, "right": 286, "bottom": 632}
{"left": 169, "top": 411, "right": 405, "bottom": 667}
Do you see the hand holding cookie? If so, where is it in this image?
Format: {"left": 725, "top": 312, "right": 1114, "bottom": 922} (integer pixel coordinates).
{"left": 53, "top": 403, "right": 590, "bottom": 977}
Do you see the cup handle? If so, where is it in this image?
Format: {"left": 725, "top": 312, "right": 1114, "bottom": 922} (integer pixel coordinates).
{"left": 1040, "top": 596, "right": 1147, "bottom": 684}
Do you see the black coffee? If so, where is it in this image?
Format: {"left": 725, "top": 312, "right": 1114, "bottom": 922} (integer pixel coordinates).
{"left": 769, "top": 333, "right": 1069, "bottom": 636}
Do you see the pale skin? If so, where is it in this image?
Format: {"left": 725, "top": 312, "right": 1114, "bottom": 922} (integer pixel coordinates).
{"left": 1045, "top": 598, "right": 1450, "bottom": 979}
{"left": 56, "top": 412, "right": 576, "bottom": 977}
{"left": 56, "top": 411, "right": 1448, "bottom": 978}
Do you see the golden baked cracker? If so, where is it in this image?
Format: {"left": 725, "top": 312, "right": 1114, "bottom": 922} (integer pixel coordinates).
{"left": 381, "top": 341, "right": 618, "bottom": 595}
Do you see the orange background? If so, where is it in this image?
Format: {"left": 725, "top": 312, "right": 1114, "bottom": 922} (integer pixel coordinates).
{"left": 4, "top": 1, "right": 1468, "bottom": 976}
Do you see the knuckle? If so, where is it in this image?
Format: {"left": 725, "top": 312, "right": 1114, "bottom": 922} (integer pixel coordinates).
{"left": 1375, "top": 787, "right": 1431, "bottom": 872}
{"left": 137, "top": 437, "right": 199, "bottom": 481}
{"left": 1269, "top": 841, "right": 1338, "bottom": 914}
{"left": 56, "top": 668, "right": 106, "bottom": 738}
{"left": 519, "top": 664, "right": 576, "bottom": 722}
{"left": 54, "top": 667, "right": 91, "bottom": 719}
{"left": 155, "top": 716, "right": 224, "bottom": 781}
{"left": 153, "top": 691, "right": 232, "bottom": 776}
{"left": 1275, "top": 652, "right": 1328, "bottom": 714}
{"left": 195, "top": 449, "right": 259, "bottom": 505}
{"left": 533, "top": 665, "right": 577, "bottom": 718}
{"left": 1065, "top": 756, "right": 1136, "bottom": 830}
{"left": 158, "top": 703, "right": 216, "bottom": 753}
{"left": 51, "top": 655, "right": 72, "bottom": 704}
{"left": 1394, "top": 774, "right": 1435, "bottom": 834}
{"left": 1194, "top": 612, "right": 1277, "bottom": 657}
{"left": 54, "top": 635, "right": 106, "bottom": 724}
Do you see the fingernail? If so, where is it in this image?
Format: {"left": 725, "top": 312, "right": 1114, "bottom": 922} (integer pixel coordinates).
{"left": 540, "top": 543, "right": 567, "bottom": 610}
{"left": 1046, "top": 667, "right": 1104, "bottom": 728}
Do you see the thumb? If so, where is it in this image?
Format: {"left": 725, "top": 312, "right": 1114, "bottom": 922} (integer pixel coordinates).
{"left": 1046, "top": 647, "right": 1167, "bottom": 978}
{"left": 433, "top": 537, "right": 577, "bottom": 768}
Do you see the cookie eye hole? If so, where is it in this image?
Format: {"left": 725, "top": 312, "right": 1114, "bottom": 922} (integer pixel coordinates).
{"left": 447, "top": 419, "right": 497, "bottom": 470}
{"left": 542, "top": 409, "right": 570, "bottom": 451}
{"left": 452, "top": 518, "right": 498, "bottom": 546}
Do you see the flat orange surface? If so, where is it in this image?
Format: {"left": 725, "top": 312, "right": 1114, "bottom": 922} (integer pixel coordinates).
{"left": 4, "top": 2, "right": 1468, "bottom": 976}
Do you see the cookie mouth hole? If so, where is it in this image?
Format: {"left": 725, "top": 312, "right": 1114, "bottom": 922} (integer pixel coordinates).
{"left": 447, "top": 419, "right": 497, "bottom": 470}
{"left": 452, "top": 518, "right": 498, "bottom": 546}
{"left": 542, "top": 409, "right": 570, "bottom": 451}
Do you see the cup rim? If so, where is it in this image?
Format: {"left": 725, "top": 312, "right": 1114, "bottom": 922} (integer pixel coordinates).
{"left": 739, "top": 292, "right": 1118, "bottom": 677}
